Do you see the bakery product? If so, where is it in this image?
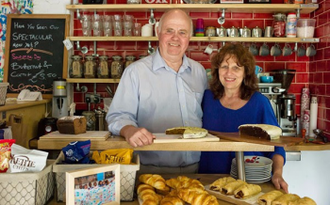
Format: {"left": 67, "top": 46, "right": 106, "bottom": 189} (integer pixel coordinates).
{"left": 139, "top": 174, "right": 169, "bottom": 191}
{"left": 210, "top": 176, "right": 236, "bottom": 191}
{"left": 288, "top": 197, "right": 317, "bottom": 205}
{"left": 233, "top": 183, "right": 262, "bottom": 199}
{"left": 56, "top": 116, "right": 86, "bottom": 134}
{"left": 165, "top": 126, "right": 208, "bottom": 139}
{"left": 238, "top": 124, "right": 282, "bottom": 140}
{"left": 222, "top": 179, "right": 247, "bottom": 195}
{"left": 271, "top": 193, "right": 300, "bottom": 205}
{"left": 258, "top": 190, "right": 284, "bottom": 205}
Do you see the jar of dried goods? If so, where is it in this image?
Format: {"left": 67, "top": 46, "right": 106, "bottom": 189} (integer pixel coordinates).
{"left": 84, "top": 55, "right": 97, "bottom": 78}
{"left": 70, "top": 55, "right": 83, "bottom": 78}
{"left": 111, "top": 55, "right": 123, "bottom": 79}
{"left": 97, "top": 55, "right": 109, "bottom": 78}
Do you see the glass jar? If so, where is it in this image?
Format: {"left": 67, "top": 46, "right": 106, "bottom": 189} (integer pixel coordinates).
{"left": 70, "top": 55, "right": 83, "bottom": 78}
{"left": 111, "top": 55, "right": 123, "bottom": 79}
{"left": 125, "top": 55, "right": 136, "bottom": 68}
{"left": 272, "top": 13, "right": 286, "bottom": 37}
{"left": 286, "top": 13, "right": 297, "bottom": 38}
{"left": 97, "top": 55, "right": 109, "bottom": 78}
{"left": 84, "top": 55, "right": 96, "bottom": 78}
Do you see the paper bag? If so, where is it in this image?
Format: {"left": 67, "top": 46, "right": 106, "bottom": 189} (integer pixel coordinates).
{"left": 9, "top": 114, "right": 28, "bottom": 148}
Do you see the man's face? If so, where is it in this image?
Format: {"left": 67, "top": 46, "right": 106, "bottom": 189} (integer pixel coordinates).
{"left": 157, "top": 10, "right": 191, "bottom": 61}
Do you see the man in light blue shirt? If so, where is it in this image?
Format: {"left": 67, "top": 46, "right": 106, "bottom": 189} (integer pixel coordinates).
{"left": 106, "top": 9, "right": 207, "bottom": 173}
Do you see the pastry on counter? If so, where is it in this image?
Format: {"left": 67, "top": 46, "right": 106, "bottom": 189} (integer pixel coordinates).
{"left": 178, "top": 189, "right": 219, "bottom": 205}
{"left": 258, "top": 190, "right": 284, "bottom": 205}
{"left": 166, "top": 175, "right": 204, "bottom": 190}
{"left": 160, "top": 195, "right": 184, "bottom": 205}
{"left": 165, "top": 126, "right": 208, "bottom": 138}
{"left": 222, "top": 179, "right": 247, "bottom": 195}
{"left": 233, "top": 183, "right": 262, "bottom": 199}
{"left": 210, "top": 176, "right": 236, "bottom": 191}
{"left": 139, "top": 174, "right": 170, "bottom": 192}
{"left": 288, "top": 197, "right": 317, "bottom": 205}
{"left": 238, "top": 124, "right": 282, "bottom": 140}
{"left": 137, "top": 184, "right": 163, "bottom": 205}
{"left": 271, "top": 193, "right": 300, "bottom": 205}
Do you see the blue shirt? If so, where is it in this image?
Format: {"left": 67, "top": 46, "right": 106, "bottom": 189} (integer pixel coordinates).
{"left": 199, "top": 89, "right": 286, "bottom": 173}
{"left": 106, "top": 49, "right": 208, "bottom": 167}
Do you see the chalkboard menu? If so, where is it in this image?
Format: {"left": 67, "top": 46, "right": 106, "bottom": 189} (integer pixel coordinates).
{"left": 4, "top": 14, "right": 70, "bottom": 96}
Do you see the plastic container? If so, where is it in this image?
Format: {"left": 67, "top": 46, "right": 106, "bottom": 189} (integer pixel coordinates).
{"left": 297, "top": 19, "right": 316, "bottom": 38}
{"left": 286, "top": 13, "right": 297, "bottom": 38}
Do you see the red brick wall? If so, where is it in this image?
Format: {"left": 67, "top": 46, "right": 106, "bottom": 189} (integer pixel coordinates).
{"left": 73, "top": 0, "right": 330, "bottom": 134}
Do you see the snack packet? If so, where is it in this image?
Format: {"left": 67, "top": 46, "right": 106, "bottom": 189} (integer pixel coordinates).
{"left": 0, "top": 139, "right": 15, "bottom": 173}
{"left": 8, "top": 144, "right": 48, "bottom": 173}
{"left": 62, "top": 140, "right": 91, "bottom": 164}
{"left": 92, "top": 148, "right": 133, "bottom": 164}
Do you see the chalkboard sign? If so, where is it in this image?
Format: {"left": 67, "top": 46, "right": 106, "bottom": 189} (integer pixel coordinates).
{"left": 4, "top": 14, "right": 70, "bottom": 97}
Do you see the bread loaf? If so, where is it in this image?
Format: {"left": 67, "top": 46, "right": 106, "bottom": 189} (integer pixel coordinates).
{"left": 238, "top": 124, "right": 282, "bottom": 140}
{"left": 57, "top": 116, "right": 87, "bottom": 134}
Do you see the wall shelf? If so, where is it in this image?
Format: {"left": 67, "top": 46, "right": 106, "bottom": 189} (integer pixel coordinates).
{"left": 66, "top": 4, "right": 318, "bottom": 14}
{"left": 66, "top": 78, "right": 120, "bottom": 83}
{"left": 68, "top": 36, "right": 319, "bottom": 43}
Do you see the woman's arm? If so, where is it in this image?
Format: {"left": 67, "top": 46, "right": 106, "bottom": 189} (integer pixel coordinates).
{"left": 271, "top": 154, "right": 289, "bottom": 193}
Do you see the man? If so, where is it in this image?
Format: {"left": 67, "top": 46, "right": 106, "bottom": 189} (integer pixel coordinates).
{"left": 106, "top": 9, "right": 207, "bottom": 174}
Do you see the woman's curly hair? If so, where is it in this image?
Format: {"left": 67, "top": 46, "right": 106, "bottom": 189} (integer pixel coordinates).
{"left": 209, "top": 43, "right": 259, "bottom": 100}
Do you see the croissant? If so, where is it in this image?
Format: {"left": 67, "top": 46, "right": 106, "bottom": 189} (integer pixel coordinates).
{"left": 160, "top": 196, "right": 184, "bottom": 205}
{"left": 166, "top": 175, "right": 204, "bottom": 190}
{"left": 210, "top": 177, "right": 236, "bottom": 191}
{"left": 177, "top": 188, "right": 208, "bottom": 204}
{"left": 165, "top": 178, "right": 179, "bottom": 189}
{"left": 180, "top": 191, "right": 219, "bottom": 205}
{"left": 139, "top": 174, "right": 168, "bottom": 191}
{"left": 137, "top": 184, "right": 163, "bottom": 205}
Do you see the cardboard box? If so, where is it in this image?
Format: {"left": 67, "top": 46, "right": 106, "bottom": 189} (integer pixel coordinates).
{"left": 0, "top": 160, "right": 54, "bottom": 205}
{"left": 53, "top": 152, "right": 140, "bottom": 202}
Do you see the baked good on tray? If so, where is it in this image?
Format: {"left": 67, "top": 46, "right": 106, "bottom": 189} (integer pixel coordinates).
{"left": 233, "top": 183, "right": 262, "bottom": 199}
{"left": 257, "top": 190, "right": 284, "bottom": 205}
{"left": 222, "top": 179, "right": 247, "bottom": 195}
{"left": 288, "top": 197, "right": 317, "bottom": 205}
{"left": 56, "top": 116, "right": 86, "bottom": 134}
{"left": 165, "top": 126, "right": 208, "bottom": 138}
{"left": 271, "top": 193, "right": 300, "bottom": 205}
{"left": 238, "top": 124, "right": 282, "bottom": 140}
{"left": 210, "top": 176, "right": 236, "bottom": 191}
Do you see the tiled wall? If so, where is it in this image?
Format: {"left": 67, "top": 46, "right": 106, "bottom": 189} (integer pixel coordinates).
{"left": 73, "top": 0, "right": 329, "bottom": 134}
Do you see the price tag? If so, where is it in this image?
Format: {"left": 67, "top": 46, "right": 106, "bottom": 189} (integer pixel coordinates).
{"left": 63, "top": 38, "right": 73, "bottom": 50}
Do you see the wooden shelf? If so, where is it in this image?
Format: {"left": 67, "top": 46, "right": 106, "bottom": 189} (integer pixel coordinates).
{"left": 66, "top": 78, "right": 120, "bottom": 83}
{"left": 66, "top": 4, "right": 318, "bottom": 14}
{"left": 68, "top": 36, "right": 319, "bottom": 43}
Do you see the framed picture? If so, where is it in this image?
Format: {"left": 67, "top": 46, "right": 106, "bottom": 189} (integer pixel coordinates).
{"left": 66, "top": 164, "right": 120, "bottom": 205}
{"left": 220, "top": 0, "right": 243, "bottom": 3}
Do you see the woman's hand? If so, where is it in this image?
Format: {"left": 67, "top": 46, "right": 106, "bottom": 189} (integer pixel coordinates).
{"left": 120, "top": 125, "right": 155, "bottom": 147}
{"left": 272, "top": 172, "right": 289, "bottom": 193}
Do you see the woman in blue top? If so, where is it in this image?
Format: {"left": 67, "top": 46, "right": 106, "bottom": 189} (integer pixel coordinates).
{"left": 199, "top": 43, "right": 288, "bottom": 193}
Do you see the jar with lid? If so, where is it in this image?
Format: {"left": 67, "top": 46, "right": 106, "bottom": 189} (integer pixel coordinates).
{"left": 111, "top": 55, "right": 123, "bottom": 79}
{"left": 84, "top": 55, "right": 96, "bottom": 78}
{"left": 125, "top": 55, "right": 136, "bottom": 68}
{"left": 272, "top": 13, "right": 286, "bottom": 37}
{"left": 69, "top": 55, "right": 83, "bottom": 78}
{"left": 286, "top": 13, "right": 297, "bottom": 38}
{"left": 97, "top": 55, "right": 109, "bottom": 78}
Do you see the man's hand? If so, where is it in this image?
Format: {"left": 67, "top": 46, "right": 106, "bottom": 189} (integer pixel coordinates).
{"left": 272, "top": 172, "right": 289, "bottom": 193}
{"left": 120, "top": 125, "right": 155, "bottom": 147}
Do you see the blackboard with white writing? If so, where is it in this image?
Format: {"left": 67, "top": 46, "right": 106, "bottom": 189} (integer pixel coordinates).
{"left": 4, "top": 14, "right": 70, "bottom": 96}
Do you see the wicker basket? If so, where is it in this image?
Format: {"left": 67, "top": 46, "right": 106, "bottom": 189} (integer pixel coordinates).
{"left": 0, "top": 82, "right": 9, "bottom": 106}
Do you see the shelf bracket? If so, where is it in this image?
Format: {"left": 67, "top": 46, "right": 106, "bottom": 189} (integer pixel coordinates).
{"left": 149, "top": 9, "right": 156, "bottom": 25}
{"left": 93, "top": 41, "right": 98, "bottom": 57}
{"left": 217, "top": 8, "right": 226, "bottom": 25}
{"left": 296, "top": 9, "right": 301, "bottom": 19}
{"left": 294, "top": 42, "right": 298, "bottom": 52}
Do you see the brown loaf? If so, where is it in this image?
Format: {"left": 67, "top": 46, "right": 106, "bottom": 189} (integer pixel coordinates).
{"left": 56, "top": 116, "right": 87, "bottom": 134}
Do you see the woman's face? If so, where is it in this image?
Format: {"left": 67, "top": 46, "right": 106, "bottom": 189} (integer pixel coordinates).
{"left": 218, "top": 55, "right": 245, "bottom": 92}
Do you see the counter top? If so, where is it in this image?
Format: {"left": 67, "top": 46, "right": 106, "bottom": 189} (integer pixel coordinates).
{"left": 0, "top": 99, "right": 51, "bottom": 112}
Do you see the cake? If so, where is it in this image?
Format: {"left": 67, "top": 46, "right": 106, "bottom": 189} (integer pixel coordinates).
{"left": 57, "top": 116, "right": 87, "bottom": 134}
{"left": 238, "top": 124, "right": 282, "bottom": 140}
{"left": 165, "top": 126, "right": 208, "bottom": 139}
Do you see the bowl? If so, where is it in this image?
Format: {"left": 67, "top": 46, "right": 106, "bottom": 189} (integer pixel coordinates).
{"left": 297, "top": 19, "right": 316, "bottom": 38}
{"left": 260, "top": 76, "right": 274, "bottom": 83}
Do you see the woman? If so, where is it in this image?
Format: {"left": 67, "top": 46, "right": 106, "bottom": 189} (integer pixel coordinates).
{"left": 199, "top": 43, "right": 288, "bottom": 193}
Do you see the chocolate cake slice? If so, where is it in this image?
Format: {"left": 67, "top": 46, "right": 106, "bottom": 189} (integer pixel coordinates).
{"left": 238, "top": 124, "right": 282, "bottom": 140}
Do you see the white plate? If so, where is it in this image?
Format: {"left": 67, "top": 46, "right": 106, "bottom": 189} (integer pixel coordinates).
{"left": 232, "top": 156, "right": 273, "bottom": 167}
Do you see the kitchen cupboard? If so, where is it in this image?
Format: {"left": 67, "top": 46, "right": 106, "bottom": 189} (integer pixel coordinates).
{"left": 65, "top": 3, "right": 319, "bottom": 84}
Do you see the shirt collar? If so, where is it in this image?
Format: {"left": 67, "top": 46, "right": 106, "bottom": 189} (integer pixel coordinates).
{"left": 152, "top": 48, "right": 192, "bottom": 73}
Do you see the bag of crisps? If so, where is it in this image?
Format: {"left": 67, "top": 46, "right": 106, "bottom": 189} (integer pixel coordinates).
{"left": 0, "top": 139, "right": 15, "bottom": 173}
{"left": 92, "top": 148, "right": 133, "bottom": 164}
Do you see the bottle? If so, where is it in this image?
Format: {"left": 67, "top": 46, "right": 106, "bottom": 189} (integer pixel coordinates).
{"left": 286, "top": 13, "right": 297, "bottom": 38}
{"left": 84, "top": 55, "right": 96, "bottom": 78}
{"left": 97, "top": 55, "right": 109, "bottom": 78}
{"left": 272, "top": 13, "right": 286, "bottom": 37}
{"left": 111, "top": 55, "right": 124, "bottom": 79}
{"left": 69, "top": 55, "right": 83, "bottom": 78}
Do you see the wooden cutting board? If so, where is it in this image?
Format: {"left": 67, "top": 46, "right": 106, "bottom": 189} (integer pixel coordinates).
{"left": 209, "top": 131, "right": 303, "bottom": 147}
{"left": 153, "top": 133, "right": 220, "bottom": 143}
{"left": 40, "top": 131, "right": 110, "bottom": 141}
{"left": 205, "top": 185, "right": 263, "bottom": 205}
